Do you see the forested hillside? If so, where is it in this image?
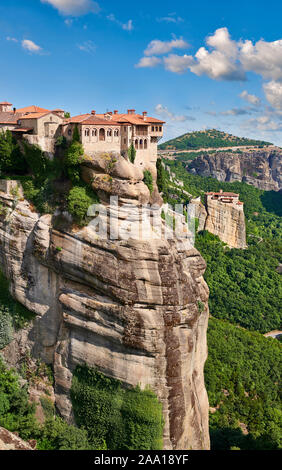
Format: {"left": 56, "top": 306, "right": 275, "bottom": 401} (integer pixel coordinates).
{"left": 159, "top": 129, "right": 272, "bottom": 150}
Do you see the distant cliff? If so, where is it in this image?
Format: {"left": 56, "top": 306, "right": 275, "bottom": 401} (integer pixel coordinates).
{"left": 0, "top": 153, "right": 210, "bottom": 450}
{"left": 190, "top": 192, "right": 247, "bottom": 249}
{"left": 187, "top": 149, "right": 282, "bottom": 191}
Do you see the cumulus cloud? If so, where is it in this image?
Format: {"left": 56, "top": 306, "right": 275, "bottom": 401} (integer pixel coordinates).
{"left": 240, "top": 38, "right": 282, "bottom": 81}
{"left": 242, "top": 114, "right": 282, "bottom": 132}
{"left": 22, "top": 39, "right": 42, "bottom": 53}
{"left": 163, "top": 54, "right": 194, "bottom": 73}
{"left": 144, "top": 38, "right": 189, "bottom": 56}
{"left": 135, "top": 56, "right": 162, "bottom": 68}
{"left": 41, "top": 0, "right": 100, "bottom": 16}
{"left": 239, "top": 90, "right": 261, "bottom": 105}
{"left": 263, "top": 81, "right": 282, "bottom": 109}
{"left": 189, "top": 28, "right": 246, "bottom": 81}
{"left": 155, "top": 104, "right": 195, "bottom": 122}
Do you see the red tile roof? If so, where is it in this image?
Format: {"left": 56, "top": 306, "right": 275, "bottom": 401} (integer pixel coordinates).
{"left": 65, "top": 111, "right": 165, "bottom": 126}
{"left": 16, "top": 105, "right": 50, "bottom": 114}
{"left": 206, "top": 191, "right": 239, "bottom": 197}
{"left": 20, "top": 111, "right": 62, "bottom": 120}
{"left": 0, "top": 101, "right": 12, "bottom": 105}
{"left": 0, "top": 112, "right": 23, "bottom": 124}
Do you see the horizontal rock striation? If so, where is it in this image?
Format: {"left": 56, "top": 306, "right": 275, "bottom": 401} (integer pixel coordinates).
{"left": 0, "top": 152, "right": 210, "bottom": 450}
{"left": 187, "top": 149, "right": 282, "bottom": 191}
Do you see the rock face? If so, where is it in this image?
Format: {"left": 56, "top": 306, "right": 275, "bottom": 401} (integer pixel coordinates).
{"left": 187, "top": 149, "right": 282, "bottom": 191}
{"left": 0, "top": 427, "right": 36, "bottom": 450}
{"left": 190, "top": 194, "right": 247, "bottom": 249}
{"left": 0, "top": 153, "right": 210, "bottom": 450}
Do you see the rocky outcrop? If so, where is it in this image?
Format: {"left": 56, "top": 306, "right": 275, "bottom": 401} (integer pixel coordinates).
{"left": 204, "top": 196, "right": 247, "bottom": 249}
{"left": 0, "top": 427, "right": 36, "bottom": 450}
{"left": 190, "top": 194, "right": 247, "bottom": 249}
{"left": 187, "top": 149, "right": 282, "bottom": 191}
{"left": 0, "top": 152, "right": 210, "bottom": 450}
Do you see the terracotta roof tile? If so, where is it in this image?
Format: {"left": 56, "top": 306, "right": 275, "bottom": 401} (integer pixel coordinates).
{"left": 0, "top": 112, "right": 23, "bottom": 124}
{"left": 16, "top": 105, "right": 50, "bottom": 114}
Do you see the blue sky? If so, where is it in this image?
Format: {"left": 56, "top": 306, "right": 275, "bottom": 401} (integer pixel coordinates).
{"left": 1, "top": 0, "right": 282, "bottom": 144}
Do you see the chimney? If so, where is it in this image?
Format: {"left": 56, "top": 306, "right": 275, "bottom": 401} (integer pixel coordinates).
{"left": 127, "top": 109, "right": 135, "bottom": 115}
{"left": 108, "top": 111, "right": 113, "bottom": 116}
{"left": 114, "top": 110, "right": 118, "bottom": 114}
{"left": 142, "top": 111, "right": 147, "bottom": 120}
{"left": 91, "top": 110, "right": 96, "bottom": 115}
{"left": 13, "top": 107, "right": 16, "bottom": 114}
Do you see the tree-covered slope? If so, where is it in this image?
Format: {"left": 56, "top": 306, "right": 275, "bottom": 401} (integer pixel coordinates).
{"left": 205, "top": 318, "right": 281, "bottom": 450}
{"left": 159, "top": 129, "right": 272, "bottom": 150}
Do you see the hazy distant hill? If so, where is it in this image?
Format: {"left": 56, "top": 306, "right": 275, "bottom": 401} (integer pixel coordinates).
{"left": 159, "top": 129, "right": 272, "bottom": 150}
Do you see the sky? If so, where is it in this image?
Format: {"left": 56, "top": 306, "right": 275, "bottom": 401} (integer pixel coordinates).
{"left": 1, "top": 0, "right": 282, "bottom": 144}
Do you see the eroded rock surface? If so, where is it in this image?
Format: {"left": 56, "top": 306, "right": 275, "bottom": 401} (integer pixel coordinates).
{"left": 0, "top": 152, "right": 210, "bottom": 450}
{"left": 187, "top": 149, "right": 282, "bottom": 191}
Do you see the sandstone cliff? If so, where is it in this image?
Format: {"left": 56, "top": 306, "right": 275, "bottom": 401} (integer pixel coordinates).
{"left": 0, "top": 153, "right": 210, "bottom": 450}
{"left": 187, "top": 149, "right": 282, "bottom": 191}
{"left": 190, "top": 195, "right": 247, "bottom": 249}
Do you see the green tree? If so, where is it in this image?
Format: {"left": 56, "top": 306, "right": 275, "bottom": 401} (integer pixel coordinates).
{"left": 128, "top": 142, "right": 136, "bottom": 164}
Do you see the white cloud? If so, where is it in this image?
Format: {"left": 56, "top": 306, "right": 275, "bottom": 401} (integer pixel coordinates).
{"left": 263, "top": 81, "right": 282, "bottom": 109}
{"left": 157, "top": 13, "right": 184, "bottom": 23}
{"left": 6, "top": 36, "right": 18, "bottom": 42}
{"left": 144, "top": 38, "right": 189, "bottom": 56}
{"left": 239, "top": 90, "right": 261, "bottom": 105}
{"left": 155, "top": 104, "right": 195, "bottom": 122}
{"left": 107, "top": 14, "right": 133, "bottom": 31}
{"left": 41, "top": 0, "right": 100, "bottom": 16}
{"left": 163, "top": 54, "right": 194, "bottom": 73}
{"left": 135, "top": 56, "right": 162, "bottom": 68}
{"left": 242, "top": 114, "right": 282, "bottom": 132}
{"left": 221, "top": 108, "right": 249, "bottom": 116}
{"left": 189, "top": 28, "right": 246, "bottom": 81}
{"left": 22, "top": 39, "right": 42, "bottom": 53}
{"left": 78, "top": 40, "right": 96, "bottom": 54}
{"left": 240, "top": 38, "right": 282, "bottom": 81}
{"left": 64, "top": 18, "right": 73, "bottom": 26}
{"left": 122, "top": 19, "right": 133, "bottom": 31}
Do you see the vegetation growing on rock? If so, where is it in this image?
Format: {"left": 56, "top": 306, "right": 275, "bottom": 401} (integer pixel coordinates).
{"left": 71, "top": 365, "right": 164, "bottom": 450}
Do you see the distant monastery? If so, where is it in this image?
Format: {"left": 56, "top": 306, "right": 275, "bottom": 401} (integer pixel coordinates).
{"left": 0, "top": 101, "right": 165, "bottom": 169}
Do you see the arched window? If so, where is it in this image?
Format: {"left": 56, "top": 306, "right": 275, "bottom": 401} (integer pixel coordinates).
{"left": 144, "top": 139, "right": 147, "bottom": 149}
{"left": 139, "top": 139, "right": 143, "bottom": 149}
{"left": 135, "top": 139, "right": 138, "bottom": 149}
{"left": 159, "top": 126, "right": 162, "bottom": 132}
{"left": 85, "top": 128, "right": 90, "bottom": 137}
{"left": 92, "top": 129, "right": 97, "bottom": 136}
{"left": 114, "top": 129, "right": 119, "bottom": 137}
{"left": 99, "top": 128, "right": 105, "bottom": 141}
{"left": 107, "top": 129, "right": 112, "bottom": 137}
{"left": 151, "top": 126, "right": 154, "bottom": 132}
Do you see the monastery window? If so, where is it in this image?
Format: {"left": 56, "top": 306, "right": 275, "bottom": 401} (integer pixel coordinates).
{"left": 99, "top": 128, "right": 105, "bottom": 141}
{"left": 114, "top": 129, "right": 119, "bottom": 137}
{"left": 144, "top": 139, "right": 147, "bottom": 149}
{"left": 135, "top": 139, "right": 138, "bottom": 149}
{"left": 92, "top": 129, "right": 97, "bottom": 136}
{"left": 68, "top": 129, "right": 72, "bottom": 136}
{"left": 85, "top": 128, "right": 90, "bottom": 137}
{"left": 124, "top": 138, "right": 126, "bottom": 144}
{"left": 151, "top": 126, "right": 154, "bottom": 132}
{"left": 107, "top": 129, "right": 112, "bottom": 137}
{"left": 159, "top": 126, "right": 162, "bottom": 132}
{"left": 139, "top": 139, "right": 143, "bottom": 149}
